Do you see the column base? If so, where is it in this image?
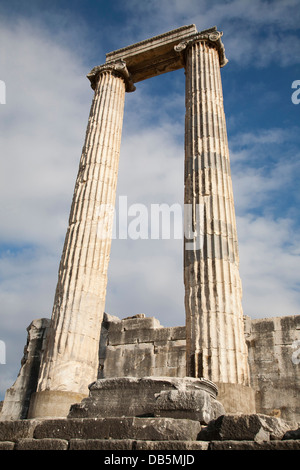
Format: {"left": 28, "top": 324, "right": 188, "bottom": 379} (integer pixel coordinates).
{"left": 27, "top": 390, "right": 88, "bottom": 419}
{"left": 216, "top": 382, "right": 256, "bottom": 414}
{"left": 68, "top": 376, "right": 223, "bottom": 424}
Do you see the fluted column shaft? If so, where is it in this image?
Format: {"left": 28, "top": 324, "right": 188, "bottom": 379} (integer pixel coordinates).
{"left": 184, "top": 39, "right": 250, "bottom": 386}
{"left": 36, "top": 65, "right": 127, "bottom": 397}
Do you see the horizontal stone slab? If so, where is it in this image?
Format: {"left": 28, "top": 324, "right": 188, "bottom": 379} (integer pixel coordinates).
{"left": 33, "top": 417, "right": 201, "bottom": 441}
{"left": 15, "top": 438, "right": 69, "bottom": 450}
{"left": 135, "top": 440, "right": 209, "bottom": 450}
{"left": 209, "top": 440, "right": 300, "bottom": 450}
{"left": 108, "top": 316, "right": 161, "bottom": 333}
{"left": 107, "top": 326, "right": 185, "bottom": 346}
{"left": 0, "top": 419, "right": 42, "bottom": 442}
{"left": 70, "top": 439, "right": 209, "bottom": 451}
{"left": 0, "top": 441, "right": 15, "bottom": 450}
{"left": 69, "top": 439, "right": 135, "bottom": 450}
{"left": 105, "top": 25, "right": 197, "bottom": 82}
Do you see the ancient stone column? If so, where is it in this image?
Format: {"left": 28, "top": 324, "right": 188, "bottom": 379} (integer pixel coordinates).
{"left": 28, "top": 61, "right": 134, "bottom": 418}
{"left": 180, "top": 30, "right": 255, "bottom": 410}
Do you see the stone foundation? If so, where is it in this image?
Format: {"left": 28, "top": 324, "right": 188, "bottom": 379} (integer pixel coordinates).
{"left": 0, "top": 414, "right": 299, "bottom": 450}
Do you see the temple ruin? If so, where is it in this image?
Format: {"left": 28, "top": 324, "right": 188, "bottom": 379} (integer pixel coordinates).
{"left": 0, "top": 25, "right": 299, "bottom": 450}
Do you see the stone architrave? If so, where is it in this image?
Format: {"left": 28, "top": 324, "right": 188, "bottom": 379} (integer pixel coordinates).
{"left": 28, "top": 60, "right": 134, "bottom": 418}
{"left": 181, "top": 31, "right": 251, "bottom": 390}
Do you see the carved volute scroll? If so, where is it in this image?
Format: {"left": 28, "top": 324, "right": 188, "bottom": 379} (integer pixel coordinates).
{"left": 87, "top": 59, "right": 136, "bottom": 92}
{"left": 174, "top": 26, "right": 228, "bottom": 68}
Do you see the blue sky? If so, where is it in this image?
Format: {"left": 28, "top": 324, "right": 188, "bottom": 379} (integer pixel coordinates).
{"left": 0, "top": 0, "right": 299, "bottom": 399}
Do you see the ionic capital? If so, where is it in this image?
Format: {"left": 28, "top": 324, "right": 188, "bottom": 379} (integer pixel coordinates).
{"left": 174, "top": 27, "right": 228, "bottom": 68}
{"left": 87, "top": 60, "right": 136, "bottom": 92}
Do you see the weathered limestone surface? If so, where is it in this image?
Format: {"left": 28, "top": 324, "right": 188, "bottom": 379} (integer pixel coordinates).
{"left": 183, "top": 31, "right": 250, "bottom": 389}
{"left": 245, "top": 315, "right": 300, "bottom": 422}
{"left": 29, "top": 61, "right": 131, "bottom": 418}
{"left": 209, "top": 440, "right": 300, "bottom": 450}
{"left": 0, "top": 415, "right": 299, "bottom": 450}
{"left": 198, "top": 414, "right": 297, "bottom": 442}
{"left": 105, "top": 24, "right": 197, "bottom": 83}
{"left": 154, "top": 388, "right": 225, "bottom": 424}
{"left": 0, "top": 419, "right": 42, "bottom": 441}
{"left": 98, "top": 314, "right": 186, "bottom": 379}
{"left": 15, "top": 438, "right": 69, "bottom": 451}
{"left": 68, "top": 376, "right": 221, "bottom": 424}
{"left": 3, "top": 313, "right": 300, "bottom": 421}
{"left": 33, "top": 417, "right": 201, "bottom": 441}
{"left": 0, "top": 319, "right": 49, "bottom": 420}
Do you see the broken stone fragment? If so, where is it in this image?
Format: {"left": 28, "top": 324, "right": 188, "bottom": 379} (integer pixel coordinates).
{"left": 198, "top": 414, "right": 296, "bottom": 442}
{"left": 154, "top": 389, "right": 225, "bottom": 424}
{"left": 68, "top": 376, "right": 219, "bottom": 420}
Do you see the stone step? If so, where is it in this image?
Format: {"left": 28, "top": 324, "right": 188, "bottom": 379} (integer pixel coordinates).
{"left": 1, "top": 438, "right": 300, "bottom": 451}
{"left": 33, "top": 417, "right": 201, "bottom": 441}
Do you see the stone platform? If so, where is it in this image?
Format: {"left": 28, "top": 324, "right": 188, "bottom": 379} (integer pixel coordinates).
{"left": 0, "top": 414, "right": 299, "bottom": 450}
{"left": 68, "top": 376, "right": 224, "bottom": 424}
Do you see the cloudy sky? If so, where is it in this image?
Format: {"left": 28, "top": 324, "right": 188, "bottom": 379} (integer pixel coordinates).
{"left": 0, "top": 0, "right": 299, "bottom": 399}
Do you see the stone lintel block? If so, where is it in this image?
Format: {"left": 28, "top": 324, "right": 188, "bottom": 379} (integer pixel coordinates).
{"left": 34, "top": 417, "right": 201, "bottom": 442}
{"left": 106, "top": 25, "right": 197, "bottom": 82}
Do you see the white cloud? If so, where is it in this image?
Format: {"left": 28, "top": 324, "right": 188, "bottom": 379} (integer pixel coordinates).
{"left": 238, "top": 214, "right": 300, "bottom": 318}
{"left": 0, "top": 17, "right": 92, "bottom": 396}
{"left": 119, "top": 0, "right": 300, "bottom": 67}
{"left": 231, "top": 127, "right": 300, "bottom": 319}
{"left": 0, "top": 19, "right": 91, "bottom": 247}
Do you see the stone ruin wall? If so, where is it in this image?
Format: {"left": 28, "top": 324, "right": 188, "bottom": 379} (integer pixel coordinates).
{"left": 1, "top": 312, "right": 299, "bottom": 422}
{"left": 245, "top": 315, "right": 300, "bottom": 422}
{"left": 98, "top": 314, "right": 186, "bottom": 380}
